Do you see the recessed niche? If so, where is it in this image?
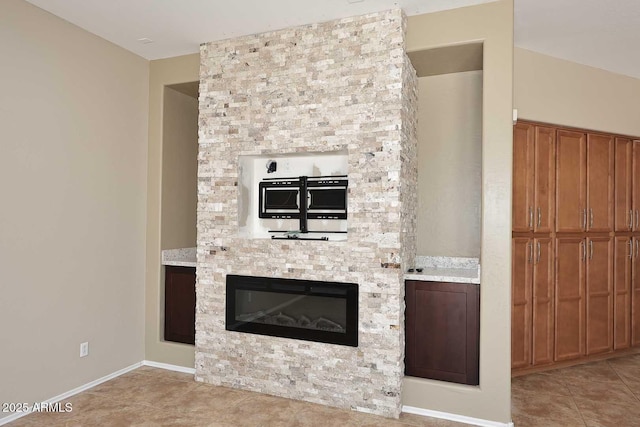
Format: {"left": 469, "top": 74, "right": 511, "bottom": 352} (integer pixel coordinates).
{"left": 408, "top": 42, "right": 483, "bottom": 257}
{"left": 238, "top": 150, "right": 348, "bottom": 241}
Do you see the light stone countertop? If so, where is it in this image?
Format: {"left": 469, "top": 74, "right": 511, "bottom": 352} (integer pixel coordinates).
{"left": 161, "top": 247, "right": 196, "bottom": 268}
{"left": 159, "top": 249, "right": 479, "bottom": 283}
{"left": 404, "top": 256, "right": 480, "bottom": 285}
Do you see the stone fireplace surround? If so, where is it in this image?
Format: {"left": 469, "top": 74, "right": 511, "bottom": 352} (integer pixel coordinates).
{"left": 195, "top": 9, "right": 417, "bottom": 418}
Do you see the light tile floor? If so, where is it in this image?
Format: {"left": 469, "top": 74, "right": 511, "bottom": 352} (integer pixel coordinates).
{"left": 10, "top": 352, "right": 640, "bottom": 426}
{"left": 511, "top": 352, "right": 640, "bottom": 426}
{"left": 7, "top": 367, "right": 467, "bottom": 427}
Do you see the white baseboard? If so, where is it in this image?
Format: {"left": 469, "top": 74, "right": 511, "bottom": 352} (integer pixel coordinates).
{"left": 0, "top": 362, "right": 142, "bottom": 426}
{"left": 402, "top": 405, "right": 514, "bottom": 427}
{"left": 142, "top": 360, "right": 195, "bottom": 374}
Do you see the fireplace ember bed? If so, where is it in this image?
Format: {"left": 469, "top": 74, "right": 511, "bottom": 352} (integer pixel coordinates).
{"left": 226, "top": 275, "right": 358, "bottom": 347}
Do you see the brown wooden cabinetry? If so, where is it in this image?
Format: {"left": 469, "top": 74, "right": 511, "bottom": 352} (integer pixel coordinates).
{"left": 405, "top": 280, "right": 479, "bottom": 385}
{"left": 614, "top": 140, "right": 640, "bottom": 231}
{"left": 512, "top": 238, "right": 532, "bottom": 368}
{"left": 613, "top": 140, "right": 640, "bottom": 348}
{"left": 554, "top": 236, "right": 613, "bottom": 361}
{"left": 633, "top": 237, "right": 640, "bottom": 346}
{"left": 533, "top": 237, "right": 555, "bottom": 365}
{"left": 624, "top": 140, "right": 640, "bottom": 347}
{"left": 587, "top": 135, "right": 615, "bottom": 232}
{"left": 556, "top": 130, "right": 586, "bottom": 233}
{"left": 614, "top": 236, "right": 632, "bottom": 350}
{"left": 633, "top": 142, "right": 640, "bottom": 232}
{"left": 164, "top": 266, "right": 196, "bottom": 345}
{"left": 513, "top": 123, "right": 555, "bottom": 233}
{"left": 513, "top": 121, "right": 639, "bottom": 373}
{"left": 513, "top": 124, "right": 534, "bottom": 233}
{"left": 512, "top": 237, "right": 554, "bottom": 369}
{"left": 555, "top": 237, "right": 585, "bottom": 361}
{"left": 585, "top": 237, "right": 613, "bottom": 355}
{"left": 556, "top": 131, "right": 613, "bottom": 233}
{"left": 615, "top": 138, "right": 633, "bottom": 232}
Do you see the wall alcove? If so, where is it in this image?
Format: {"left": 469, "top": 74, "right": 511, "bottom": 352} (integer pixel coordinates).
{"left": 408, "top": 42, "right": 483, "bottom": 258}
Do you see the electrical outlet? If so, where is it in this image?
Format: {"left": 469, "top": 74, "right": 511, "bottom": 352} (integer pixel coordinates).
{"left": 80, "top": 342, "right": 89, "bottom": 358}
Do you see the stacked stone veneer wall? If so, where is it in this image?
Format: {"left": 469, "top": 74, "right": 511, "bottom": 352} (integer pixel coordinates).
{"left": 195, "top": 9, "right": 417, "bottom": 418}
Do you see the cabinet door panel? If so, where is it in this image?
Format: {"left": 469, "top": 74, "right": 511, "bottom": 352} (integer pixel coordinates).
{"left": 633, "top": 141, "right": 640, "bottom": 232}
{"left": 513, "top": 123, "right": 534, "bottom": 232}
{"left": 164, "top": 266, "right": 196, "bottom": 345}
{"left": 633, "top": 237, "right": 640, "bottom": 347}
{"left": 614, "top": 138, "right": 632, "bottom": 231}
{"left": 556, "top": 130, "right": 586, "bottom": 232}
{"left": 534, "top": 127, "right": 556, "bottom": 233}
{"left": 512, "top": 238, "right": 533, "bottom": 369}
{"left": 555, "top": 237, "right": 585, "bottom": 361}
{"left": 533, "top": 237, "right": 554, "bottom": 365}
{"left": 586, "top": 134, "right": 614, "bottom": 232}
{"left": 405, "top": 281, "right": 480, "bottom": 385}
{"left": 614, "top": 236, "right": 632, "bottom": 350}
{"left": 585, "top": 237, "right": 613, "bottom": 355}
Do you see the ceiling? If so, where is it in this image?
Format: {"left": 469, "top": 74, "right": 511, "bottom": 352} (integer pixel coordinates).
{"left": 24, "top": 0, "right": 640, "bottom": 79}
{"left": 515, "top": 0, "right": 640, "bottom": 79}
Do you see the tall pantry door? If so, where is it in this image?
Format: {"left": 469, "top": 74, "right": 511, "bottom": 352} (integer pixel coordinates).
{"left": 556, "top": 130, "right": 586, "bottom": 233}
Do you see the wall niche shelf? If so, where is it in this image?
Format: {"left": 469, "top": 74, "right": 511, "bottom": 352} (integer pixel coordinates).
{"left": 238, "top": 150, "right": 348, "bottom": 241}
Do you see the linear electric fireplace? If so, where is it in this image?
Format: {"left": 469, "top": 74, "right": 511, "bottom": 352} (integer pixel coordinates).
{"left": 226, "top": 275, "right": 358, "bottom": 347}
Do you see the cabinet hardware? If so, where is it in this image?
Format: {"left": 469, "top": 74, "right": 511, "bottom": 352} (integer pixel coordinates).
{"left": 636, "top": 210, "right": 639, "bottom": 231}
{"left": 529, "top": 207, "right": 533, "bottom": 229}
{"left": 537, "top": 207, "right": 541, "bottom": 228}
{"left": 582, "top": 208, "right": 587, "bottom": 230}
{"left": 536, "top": 241, "right": 541, "bottom": 264}
{"left": 589, "top": 208, "right": 593, "bottom": 228}
{"left": 630, "top": 239, "right": 633, "bottom": 259}
{"left": 630, "top": 210, "right": 634, "bottom": 230}
{"left": 581, "top": 241, "right": 586, "bottom": 262}
{"left": 589, "top": 240, "right": 593, "bottom": 260}
{"left": 636, "top": 239, "right": 639, "bottom": 258}
{"left": 528, "top": 242, "right": 533, "bottom": 263}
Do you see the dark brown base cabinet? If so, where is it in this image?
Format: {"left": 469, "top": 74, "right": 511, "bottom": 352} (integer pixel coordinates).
{"left": 164, "top": 266, "right": 196, "bottom": 345}
{"left": 405, "top": 280, "right": 480, "bottom": 385}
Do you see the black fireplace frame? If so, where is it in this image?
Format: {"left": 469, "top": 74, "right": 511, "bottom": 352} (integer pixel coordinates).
{"left": 225, "top": 274, "right": 358, "bottom": 347}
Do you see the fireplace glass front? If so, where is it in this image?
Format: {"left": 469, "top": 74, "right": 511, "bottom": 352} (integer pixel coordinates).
{"left": 226, "top": 275, "right": 358, "bottom": 346}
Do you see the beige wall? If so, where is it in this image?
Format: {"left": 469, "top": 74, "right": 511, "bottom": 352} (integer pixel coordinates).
{"left": 515, "top": 48, "right": 640, "bottom": 136}
{"left": 145, "top": 54, "right": 199, "bottom": 367}
{"left": 0, "top": 0, "right": 149, "bottom": 421}
{"left": 405, "top": 1, "right": 513, "bottom": 424}
{"left": 160, "top": 86, "right": 198, "bottom": 250}
{"left": 417, "top": 71, "right": 482, "bottom": 257}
